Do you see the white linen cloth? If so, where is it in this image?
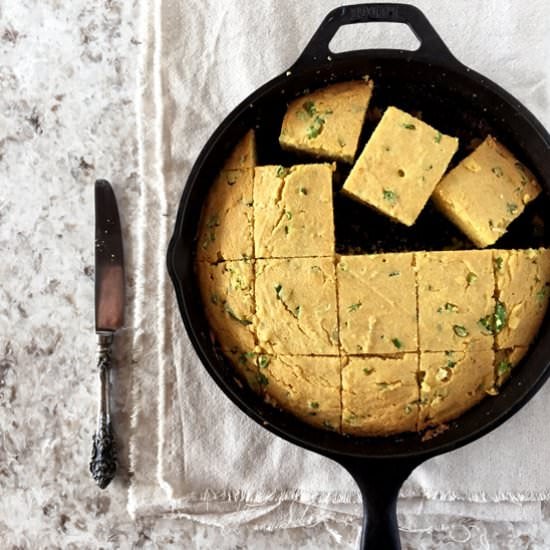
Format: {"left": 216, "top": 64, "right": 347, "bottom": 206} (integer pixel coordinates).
{"left": 128, "top": 0, "right": 550, "bottom": 531}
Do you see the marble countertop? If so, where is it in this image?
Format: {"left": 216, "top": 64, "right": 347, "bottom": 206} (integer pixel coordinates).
{"left": 2, "top": 1, "right": 550, "bottom": 548}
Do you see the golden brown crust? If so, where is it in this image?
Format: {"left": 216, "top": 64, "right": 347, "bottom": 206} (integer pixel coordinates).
{"left": 279, "top": 80, "right": 373, "bottom": 163}
{"left": 336, "top": 253, "right": 417, "bottom": 354}
{"left": 341, "top": 354, "right": 419, "bottom": 436}
{"left": 432, "top": 136, "right": 541, "bottom": 247}
{"left": 342, "top": 106, "right": 458, "bottom": 226}
{"left": 253, "top": 164, "right": 335, "bottom": 259}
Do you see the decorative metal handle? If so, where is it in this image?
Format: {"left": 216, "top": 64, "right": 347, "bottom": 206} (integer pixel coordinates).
{"left": 90, "top": 332, "right": 117, "bottom": 488}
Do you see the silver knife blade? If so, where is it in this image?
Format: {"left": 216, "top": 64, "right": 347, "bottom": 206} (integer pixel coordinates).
{"left": 95, "top": 179, "right": 125, "bottom": 332}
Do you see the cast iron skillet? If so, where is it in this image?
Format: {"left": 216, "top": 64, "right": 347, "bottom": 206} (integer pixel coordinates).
{"left": 167, "top": 4, "right": 550, "bottom": 548}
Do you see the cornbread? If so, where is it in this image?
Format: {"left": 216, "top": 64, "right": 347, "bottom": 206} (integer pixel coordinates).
{"left": 341, "top": 354, "right": 419, "bottom": 436}
{"left": 254, "top": 257, "right": 339, "bottom": 355}
{"left": 417, "top": 250, "right": 495, "bottom": 351}
{"left": 253, "top": 164, "right": 335, "bottom": 258}
{"left": 223, "top": 129, "right": 257, "bottom": 170}
{"left": 196, "top": 169, "right": 253, "bottom": 262}
{"left": 342, "top": 106, "right": 458, "bottom": 226}
{"left": 196, "top": 260, "right": 255, "bottom": 352}
{"left": 336, "top": 253, "right": 417, "bottom": 354}
{"left": 493, "top": 248, "right": 550, "bottom": 349}
{"left": 261, "top": 355, "right": 341, "bottom": 431}
{"left": 418, "top": 349, "right": 494, "bottom": 430}
{"left": 432, "top": 136, "right": 541, "bottom": 247}
{"left": 279, "top": 80, "right": 374, "bottom": 163}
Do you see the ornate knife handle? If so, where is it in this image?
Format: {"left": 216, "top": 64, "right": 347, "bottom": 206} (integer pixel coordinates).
{"left": 90, "top": 333, "right": 117, "bottom": 488}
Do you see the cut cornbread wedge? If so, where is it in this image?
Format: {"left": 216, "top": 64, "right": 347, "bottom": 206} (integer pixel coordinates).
{"left": 261, "top": 355, "right": 341, "bottom": 431}
{"left": 253, "top": 164, "right": 335, "bottom": 258}
{"left": 336, "top": 253, "right": 417, "bottom": 354}
{"left": 196, "top": 260, "right": 256, "bottom": 352}
{"left": 279, "top": 80, "right": 374, "bottom": 163}
{"left": 341, "top": 354, "right": 419, "bottom": 436}
{"left": 342, "top": 106, "right": 458, "bottom": 226}
{"left": 416, "top": 250, "right": 495, "bottom": 351}
{"left": 223, "top": 129, "right": 257, "bottom": 170}
{"left": 432, "top": 136, "right": 541, "bottom": 247}
{"left": 418, "top": 348, "right": 494, "bottom": 430}
{"left": 254, "top": 257, "right": 339, "bottom": 355}
{"left": 493, "top": 248, "right": 550, "bottom": 349}
{"left": 196, "top": 169, "right": 253, "bottom": 262}
{"left": 495, "top": 347, "right": 528, "bottom": 387}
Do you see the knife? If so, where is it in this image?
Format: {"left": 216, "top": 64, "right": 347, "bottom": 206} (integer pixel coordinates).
{"left": 90, "top": 179, "right": 125, "bottom": 489}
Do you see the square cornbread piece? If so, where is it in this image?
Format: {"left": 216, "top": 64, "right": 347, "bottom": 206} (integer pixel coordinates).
{"left": 255, "top": 257, "right": 339, "bottom": 355}
{"left": 342, "top": 106, "right": 458, "bottom": 226}
{"left": 418, "top": 349, "right": 494, "bottom": 430}
{"left": 417, "top": 250, "right": 495, "bottom": 351}
{"left": 336, "top": 253, "right": 417, "bottom": 354}
{"left": 261, "top": 355, "right": 341, "bottom": 431}
{"left": 254, "top": 164, "right": 335, "bottom": 258}
{"left": 279, "top": 80, "right": 374, "bottom": 164}
{"left": 223, "top": 129, "right": 257, "bottom": 170}
{"left": 432, "top": 136, "right": 541, "bottom": 247}
{"left": 493, "top": 248, "right": 550, "bottom": 350}
{"left": 196, "top": 260, "right": 256, "bottom": 352}
{"left": 196, "top": 169, "right": 253, "bottom": 262}
{"left": 341, "top": 354, "right": 419, "bottom": 436}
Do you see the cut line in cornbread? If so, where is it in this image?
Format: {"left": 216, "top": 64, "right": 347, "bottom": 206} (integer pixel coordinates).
{"left": 336, "top": 253, "right": 417, "bottom": 354}
{"left": 342, "top": 106, "right": 459, "bottom": 226}
{"left": 418, "top": 349, "right": 494, "bottom": 430}
{"left": 253, "top": 163, "right": 335, "bottom": 258}
{"left": 254, "top": 257, "right": 339, "bottom": 355}
{"left": 493, "top": 248, "right": 550, "bottom": 350}
{"left": 279, "top": 80, "right": 374, "bottom": 163}
{"left": 341, "top": 354, "right": 419, "bottom": 436}
{"left": 196, "top": 260, "right": 256, "bottom": 352}
{"left": 260, "top": 355, "right": 341, "bottom": 431}
{"left": 432, "top": 136, "right": 541, "bottom": 247}
{"left": 416, "top": 250, "right": 495, "bottom": 352}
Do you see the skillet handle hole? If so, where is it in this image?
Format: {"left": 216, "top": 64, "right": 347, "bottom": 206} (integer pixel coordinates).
{"left": 329, "top": 22, "right": 421, "bottom": 55}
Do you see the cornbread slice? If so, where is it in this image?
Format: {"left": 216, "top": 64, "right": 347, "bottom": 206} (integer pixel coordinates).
{"left": 255, "top": 257, "right": 339, "bottom": 355}
{"left": 417, "top": 250, "right": 495, "bottom": 351}
{"left": 254, "top": 164, "right": 335, "bottom": 258}
{"left": 341, "top": 354, "right": 419, "bottom": 436}
{"left": 261, "top": 355, "right": 341, "bottom": 431}
{"left": 418, "top": 349, "right": 494, "bottom": 430}
{"left": 495, "top": 347, "right": 528, "bottom": 387}
{"left": 279, "top": 80, "right": 374, "bottom": 163}
{"left": 196, "top": 169, "right": 253, "bottom": 262}
{"left": 336, "top": 253, "right": 417, "bottom": 354}
{"left": 223, "top": 129, "right": 257, "bottom": 170}
{"left": 342, "top": 106, "right": 458, "bottom": 226}
{"left": 196, "top": 260, "right": 255, "bottom": 352}
{"left": 432, "top": 136, "right": 541, "bottom": 247}
{"left": 493, "top": 248, "right": 550, "bottom": 349}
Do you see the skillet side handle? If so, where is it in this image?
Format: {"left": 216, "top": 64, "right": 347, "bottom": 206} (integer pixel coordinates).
{"left": 342, "top": 457, "right": 423, "bottom": 550}
{"left": 293, "top": 3, "right": 459, "bottom": 69}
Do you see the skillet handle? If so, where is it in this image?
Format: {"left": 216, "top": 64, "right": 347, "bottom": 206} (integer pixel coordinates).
{"left": 293, "top": 3, "right": 458, "bottom": 68}
{"left": 342, "top": 457, "right": 423, "bottom": 550}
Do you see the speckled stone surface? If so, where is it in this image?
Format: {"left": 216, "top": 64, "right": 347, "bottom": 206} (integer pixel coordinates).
{"left": 2, "top": 1, "right": 550, "bottom": 548}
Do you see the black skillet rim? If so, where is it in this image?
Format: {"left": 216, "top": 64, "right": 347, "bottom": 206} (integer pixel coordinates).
{"left": 167, "top": 3, "right": 550, "bottom": 462}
